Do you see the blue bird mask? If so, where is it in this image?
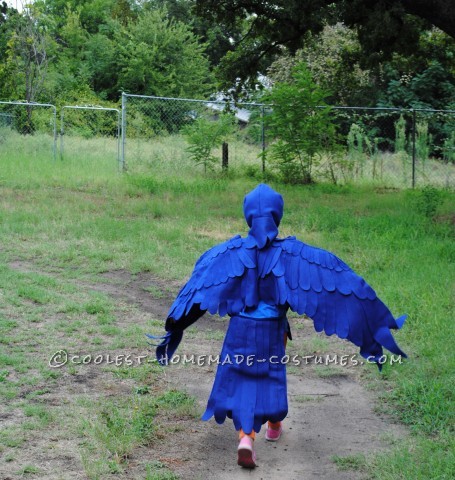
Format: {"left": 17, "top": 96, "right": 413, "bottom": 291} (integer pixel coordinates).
{"left": 243, "top": 184, "right": 284, "bottom": 249}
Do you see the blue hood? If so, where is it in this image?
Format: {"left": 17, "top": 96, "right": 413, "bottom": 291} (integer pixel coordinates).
{"left": 243, "top": 184, "right": 284, "bottom": 249}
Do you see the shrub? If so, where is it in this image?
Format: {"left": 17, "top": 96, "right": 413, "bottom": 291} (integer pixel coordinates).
{"left": 182, "top": 113, "right": 236, "bottom": 172}
{"left": 262, "top": 63, "right": 339, "bottom": 184}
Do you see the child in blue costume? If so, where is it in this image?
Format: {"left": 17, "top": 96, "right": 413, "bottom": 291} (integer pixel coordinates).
{"left": 149, "top": 184, "right": 407, "bottom": 469}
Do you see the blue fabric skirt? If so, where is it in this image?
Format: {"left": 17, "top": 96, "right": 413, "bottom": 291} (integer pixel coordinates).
{"left": 201, "top": 313, "right": 288, "bottom": 434}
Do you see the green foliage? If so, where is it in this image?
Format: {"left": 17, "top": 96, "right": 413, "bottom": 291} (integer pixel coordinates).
{"left": 2, "top": 5, "right": 57, "bottom": 103}
{"left": 22, "top": 403, "right": 54, "bottom": 428}
{"left": 84, "top": 295, "right": 111, "bottom": 315}
{"left": 62, "top": 106, "right": 119, "bottom": 139}
{"left": 13, "top": 106, "right": 35, "bottom": 135}
{"left": 338, "top": 122, "right": 382, "bottom": 183}
{"left": 376, "top": 54, "right": 454, "bottom": 154}
{"left": 415, "top": 185, "right": 444, "bottom": 219}
{"left": 0, "top": 3, "right": 19, "bottom": 98}
{"left": 145, "top": 461, "right": 179, "bottom": 480}
{"left": 262, "top": 63, "right": 338, "bottom": 184}
{"left": 183, "top": 113, "right": 236, "bottom": 172}
{"left": 0, "top": 1, "right": 7, "bottom": 23}
{"left": 268, "top": 24, "right": 376, "bottom": 106}
{"left": 0, "top": 2, "right": 213, "bottom": 104}
{"left": 416, "top": 121, "right": 432, "bottom": 168}
{"left": 116, "top": 9, "right": 213, "bottom": 99}
{"left": 443, "top": 131, "right": 455, "bottom": 165}
{"left": 154, "top": 389, "right": 196, "bottom": 415}
{"left": 394, "top": 115, "right": 407, "bottom": 153}
{"left": 79, "top": 395, "right": 157, "bottom": 475}
{"left": 1, "top": 0, "right": 453, "bottom": 118}
{"left": 367, "top": 434, "right": 455, "bottom": 480}
{"left": 127, "top": 99, "right": 204, "bottom": 137}
{"left": 378, "top": 61, "right": 455, "bottom": 111}
{"left": 332, "top": 453, "right": 366, "bottom": 471}
{"left": 394, "top": 114, "right": 410, "bottom": 181}
{"left": 347, "top": 124, "right": 367, "bottom": 176}
{"left": 18, "top": 465, "right": 41, "bottom": 475}
{"left": 195, "top": 0, "right": 455, "bottom": 94}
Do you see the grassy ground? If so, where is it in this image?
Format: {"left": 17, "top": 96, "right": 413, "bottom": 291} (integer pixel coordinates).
{"left": 0, "top": 133, "right": 454, "bottom": 478}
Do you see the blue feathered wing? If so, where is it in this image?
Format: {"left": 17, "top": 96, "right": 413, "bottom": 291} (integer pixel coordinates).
{"left": 159, "top": 235, "right": 407, "bottom": 367}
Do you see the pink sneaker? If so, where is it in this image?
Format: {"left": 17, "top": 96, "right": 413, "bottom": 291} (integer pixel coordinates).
{"left": 265, "top": 424, "right": 283, "bottom": 441}
{"left": 237, "top": 436, "right": 257, "bottom": 468}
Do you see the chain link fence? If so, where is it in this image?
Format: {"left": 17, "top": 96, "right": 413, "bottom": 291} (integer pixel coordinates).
{"left": 0, "top": 101, "right": 57, "bottom": 160}
{"left": 1, "top": 97, "right": 453, "bottom": 189}
{"left": 327, "top": 107, "right": 455, "bottom": 188}
{"left": 121, "top": 94, "right": 455, "bottom": 188}
{"left": 121, "top": 93, "right": 266, "bottom": 175}
{"left": 60, "top": 105, "right": 121, "bottom": 170}
{"left": 0, "top": 101, "right": 121, "bottom": 170}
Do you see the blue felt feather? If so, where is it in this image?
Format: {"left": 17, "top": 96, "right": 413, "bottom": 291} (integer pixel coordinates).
{"left": 165, "top": 235, "right": 407, "bottom": 368}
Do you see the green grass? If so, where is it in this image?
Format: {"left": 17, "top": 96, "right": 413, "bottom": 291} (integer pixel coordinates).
{"left": 145, "top": 461, "right": 180, "bottom": 480}
{"left": 333, "top": 433, "right": 455, "bottom": 479}
{"left": 80, "top": 395, "right": 156, "bottom": 460}
{"left": 0, "top": 135, "right": 454, "bottom": 478}
{"left": 17, "top": 465, "right": 41, "bottom": 475}
{"left": 78, "top": 388, "right": 196, "bottom": 478}
{"left": 22, "top": 403, "right": 54, "bottom": 428}
{"left": 154, "top": 389, "right": 198, "bottom": 417}
{"left": 292, "top": 394, "right": 324, "bottom": 403}
{"left": 332, "top": 453, "right": 366, "bottom": 471}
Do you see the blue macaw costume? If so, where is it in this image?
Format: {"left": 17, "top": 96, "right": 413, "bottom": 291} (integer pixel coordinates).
{"left": 149, "top": 184, "right": 407, "bottom": 434}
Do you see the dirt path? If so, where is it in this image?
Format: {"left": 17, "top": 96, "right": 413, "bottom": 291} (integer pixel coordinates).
{"left": 5, "top": 263, "right": 406, "bottom": 479}
{"left": 86, "top": 269, "right": 407, "bottom": 480}
{"left": 154, "top": 330, "right": 406, "bottom": 480}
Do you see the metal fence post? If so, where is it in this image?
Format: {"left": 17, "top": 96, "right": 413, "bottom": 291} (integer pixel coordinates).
{"left": 52, "top": 105, "right": 57, "bottom": 161}
{"left": 261, "top": 104, "right": 266, "bottom": 172}
{"left": 116, "top": 108, "right": 121, "bottom": 171}
{"left": 60, "top": 108, "right": 65, "bottom": 159}
{"left": 411, "top": 109, "right": 416, "bottom": 188}
{"left": 121, "top": 92, "right": 127, "bottom": 172}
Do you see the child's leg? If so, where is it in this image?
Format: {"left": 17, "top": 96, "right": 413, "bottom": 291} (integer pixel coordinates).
{"left": 238, "top": 429, "right": 256, "bottom": 441}
{"left": 265, "top": 420, "right": 283, "bottom": 441}
{"left": 265, "top": 332, "right": 287, "bottom": 441}
{"left": 237, "top": 429, "right": 256, "bottom": 468}
{"left": 268, "top": 420, "right": 282, "bottom": 430}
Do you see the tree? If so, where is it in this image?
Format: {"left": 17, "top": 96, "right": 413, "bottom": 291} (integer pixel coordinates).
{"left": 84, "top": 31, "right": 118, "bottom": 99}
{"left": 0, "top": 1, "right": 7, "bottom": 24}
{"left": 378, "top": 61, "right": 455, "bottom": 111}
{"left": 194, "top": 0, "right": 455, "bottom": 92}
{"left": 116, "top": 9, "right": 213, "bottom": 98}
{"left": 267, "top": 24, "right": 376, "bottom": 106}
{"left": 154, "top": 0, "right": 244, "bottom": 68}
{"left": 2, "top": 4, "right": 55, "bottom": 132}
{"left": 262, "top": 63, "right": 338, "bottom": 184}
{"left": 5, "top": 4, "right": 54, "bottom": 101}
{"left": 0, "top": 2, "right": 20, "bottom": 98}
{"left": 35, "top": 0, "right": 118, "bottom": 33}
{"left": 375, "top": 26, "right": 455, "bottom": 109}
{"left": 44, "top": 7, "right": 94, "bottom": 102}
